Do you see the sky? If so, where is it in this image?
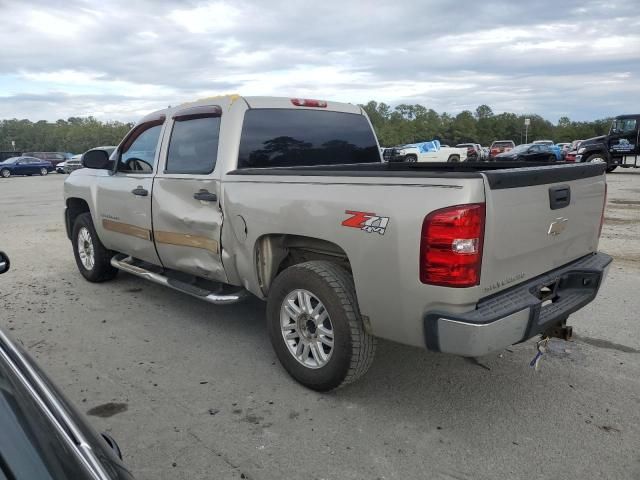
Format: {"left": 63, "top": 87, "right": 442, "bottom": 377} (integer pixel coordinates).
{"left": 0, "top": 0, "right": 639, "bottom": 123}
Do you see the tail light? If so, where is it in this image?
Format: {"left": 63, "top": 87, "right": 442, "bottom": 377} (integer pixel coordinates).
{"left": 598, "top": 183, "right": 607, "bottom": 238}
{"left": 420, "top": 203, "right": 486, "bottom": 287}
{"left": 291, "top": 98, "right": 327, "bottom": 108}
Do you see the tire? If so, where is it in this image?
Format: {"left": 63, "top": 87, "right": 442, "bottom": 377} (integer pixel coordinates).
{"left": 606, "top": 165, "right": 617, "bottom": 173}
{"left": 584, "top": 153, "right": 607, "bottom": 164}
{"left": 447, "top": 155, "right": 460, "bottom": 163}
{"left": 548, "top": 154, "right": 556, "bottom": 162}
{"left": 0, "top": 169, "right": 10, "bottom": 178}
{"left": 405, "top": 154, "right": 417, "bottom": 163}
{"left": 40, "top": 167, "right": 48, "bottom": 176}
{"left": 267, "top": 261, "right": 377, "bottom": 391}
{"left": 72, "top": 212, "right": 118, "bottom": 282}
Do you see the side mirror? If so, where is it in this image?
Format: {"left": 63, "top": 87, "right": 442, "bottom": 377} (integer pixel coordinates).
{"left": 0, "top": 251, "right": 10, "bottom": 274}
{"left": 82, "top": 150, "right": 112, "bottom": 170}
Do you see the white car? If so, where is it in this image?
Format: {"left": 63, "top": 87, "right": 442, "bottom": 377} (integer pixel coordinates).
{"left": 56, "top": 161, "right": 67, "bottom": 173}
{"left": 393, "top": 141, "right": 467, "bottom": 163}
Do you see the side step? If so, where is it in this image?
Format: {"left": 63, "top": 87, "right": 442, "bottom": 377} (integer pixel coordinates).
{"left": 110, "top": 254, "right": 249, "bottom": 305}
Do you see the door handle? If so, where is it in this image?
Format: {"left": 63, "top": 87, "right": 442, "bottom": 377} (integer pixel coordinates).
{"left": 193, "top": 189, "right": 217, "bottom": 202}
{"left": 131, "top": 186, "right": 148, "bottom": 197}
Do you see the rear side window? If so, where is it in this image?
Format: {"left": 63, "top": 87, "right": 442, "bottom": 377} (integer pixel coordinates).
{"left": 237, "top": 109, "right": 379, "bottom": 169}
{"left": 166, "top": 116, "right": 221, "bottom": 174}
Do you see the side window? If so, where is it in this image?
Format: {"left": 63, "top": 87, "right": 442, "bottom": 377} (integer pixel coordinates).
{"left": 166, "top": 113, "right": 221, "bottom": 174}
{"left": 118, "top": 123, "right": 163, "bottom": 173}
{"left": 622, "top": 119, "right": 636, "bottom": 133}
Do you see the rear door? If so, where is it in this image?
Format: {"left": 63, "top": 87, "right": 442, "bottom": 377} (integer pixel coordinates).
{"left": 151, "top": 105, "right": 226, "bottom": 282}
{"left": 92, "top": 117, "right": 164, "bottom": 265}
{"left": 480, "top": 163, "right": 606, "bottom": 294}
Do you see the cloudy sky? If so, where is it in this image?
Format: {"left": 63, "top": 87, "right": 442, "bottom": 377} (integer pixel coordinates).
{"left": 1, "top": 0, "right": 639, "bottom": 122}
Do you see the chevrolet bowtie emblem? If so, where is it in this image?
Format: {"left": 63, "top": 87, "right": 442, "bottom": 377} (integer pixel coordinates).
{"left": 548, "top": 217, "right": 568, "bottom": 236}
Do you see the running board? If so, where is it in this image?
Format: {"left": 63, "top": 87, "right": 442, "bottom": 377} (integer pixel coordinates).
{"left": 110, "top": 254, "right": 249, "bottom": 305}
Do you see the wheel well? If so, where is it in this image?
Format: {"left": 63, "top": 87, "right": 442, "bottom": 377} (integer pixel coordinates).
{"left": 448, "top": 154, "right": 460, "bottom": 161}
{"left": 65, "top": 198, "right": 90, "bottom": 239}
{"left": 255, "top": 234, "right": 351, "bottom": 295}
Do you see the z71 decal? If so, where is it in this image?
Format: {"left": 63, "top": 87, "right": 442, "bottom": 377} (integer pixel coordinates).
{"left": 342, "top": 210, "right": 390, "bottom": 235}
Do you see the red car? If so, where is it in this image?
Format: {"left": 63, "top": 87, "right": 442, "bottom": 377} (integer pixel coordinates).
{"left": 489, "top": 140, "right": 515, "bottom": 159}
{"left": 564, "top": 140, "right": 583, "bottom": 162}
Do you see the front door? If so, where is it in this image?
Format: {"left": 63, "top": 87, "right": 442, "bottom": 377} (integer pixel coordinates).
{"left": 151, "top": 105, "right": 226, "bottom": 282}
{"left": 608, "top": 117, "right": 639, "bottom": 157}
{"left": 93, "top": 118, "right": 165, "bottom": 265}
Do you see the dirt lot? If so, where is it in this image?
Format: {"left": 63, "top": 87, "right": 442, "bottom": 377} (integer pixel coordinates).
{"left": 1, "top": 170, "right": 639, "bottom": 480}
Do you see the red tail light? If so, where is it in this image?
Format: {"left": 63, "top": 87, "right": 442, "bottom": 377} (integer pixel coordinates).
{"left": 420, "top": 203, "right": 486, "bottom": 287}
{"left": 599, "top": 183, "right": 607, "bottom": 238}
{"left": 291, "top": 98, "right": 327, "bottom": 108}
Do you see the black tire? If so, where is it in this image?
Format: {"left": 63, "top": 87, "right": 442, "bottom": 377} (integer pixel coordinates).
{"left": 606, "top": 165, "right": 617, "bottom": 173}
{"left": 72, "top": 212, "right": 118, "bottom": 282}
{"left": 548, "top": 154, "right": 556, "bottom": 162}
{"left": 405, "top": 154, "right": 417, "bottom": 163}
{"left": 0, "top": 168, "right": 10, "bottom": 178}
{"left": 39, "top": 167, "right": 48, "bottom": 176}
{"left": 447, "top": 155, "right": 460, "bottom": 162}
{"left": 267, "top": 261, "right": 377, "bottom": 391}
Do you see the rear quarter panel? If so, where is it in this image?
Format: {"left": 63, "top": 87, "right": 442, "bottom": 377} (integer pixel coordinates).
{"left": 222, "top": 174, "right": 486, "bottom": 347}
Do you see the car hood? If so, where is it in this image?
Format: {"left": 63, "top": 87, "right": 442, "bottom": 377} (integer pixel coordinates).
{"left": 580, "top": 135, "right": 607, "bottom": 147}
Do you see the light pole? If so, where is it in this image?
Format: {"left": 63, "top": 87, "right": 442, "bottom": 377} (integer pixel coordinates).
{"left": 524, "top": 118, "right": 530, "bottom": 143}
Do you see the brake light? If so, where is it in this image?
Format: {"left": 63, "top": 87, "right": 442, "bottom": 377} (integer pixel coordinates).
{"left": 599, "top": 183, "right": 607, "bottom": 238}
{"left": 291, "top": 98, "right": 327, "bottom": 108}
{"left": 420, "top": 203, "right": 486, "bottom": 287}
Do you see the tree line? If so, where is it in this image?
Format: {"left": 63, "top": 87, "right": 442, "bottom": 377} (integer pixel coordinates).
{"left": 0, "top": 103, "right": 613, "bottom": 153}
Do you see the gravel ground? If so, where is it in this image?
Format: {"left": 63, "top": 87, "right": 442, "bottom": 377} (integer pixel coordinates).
{"left": 1, "top": 169, "right": 639, "bottom": 480}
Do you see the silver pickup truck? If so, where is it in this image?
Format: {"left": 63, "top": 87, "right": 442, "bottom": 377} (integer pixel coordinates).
{"left": 64, "top": 95, "right": 611, "bottom": 391}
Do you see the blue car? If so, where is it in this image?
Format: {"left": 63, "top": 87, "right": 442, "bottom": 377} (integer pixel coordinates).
{"left": 0, "top": 156, "right": 54, "bottom": 178}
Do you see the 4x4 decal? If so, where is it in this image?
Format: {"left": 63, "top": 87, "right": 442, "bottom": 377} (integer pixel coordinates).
{"left": 342, "top": 210, "right": 390, "bottom": 235}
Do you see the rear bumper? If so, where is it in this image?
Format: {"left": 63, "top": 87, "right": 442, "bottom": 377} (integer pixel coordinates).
{"left": 424, "top": 252, "right": 612, "bottom": 357}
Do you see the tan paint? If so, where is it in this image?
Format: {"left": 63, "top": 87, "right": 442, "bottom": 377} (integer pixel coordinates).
{"left": 102, "top": 219, "right": 151, "bottom": 241}
{"left": 155, "top": 231, "right": 219, "bottom": 254}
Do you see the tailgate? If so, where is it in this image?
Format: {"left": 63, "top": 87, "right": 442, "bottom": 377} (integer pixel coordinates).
{"left": 479, "top": 163, "right": 606, "bottom": 294}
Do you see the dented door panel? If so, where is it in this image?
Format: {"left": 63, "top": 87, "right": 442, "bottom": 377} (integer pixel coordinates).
{"left": 151, "top": 177, "right": 226, "bottom": 282}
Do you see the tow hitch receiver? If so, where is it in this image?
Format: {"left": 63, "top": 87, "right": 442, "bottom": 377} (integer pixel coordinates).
{"left": 544, "top": 322, "right": 573, "bottom": 341}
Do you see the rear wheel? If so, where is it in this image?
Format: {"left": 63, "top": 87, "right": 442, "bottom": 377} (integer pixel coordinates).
{"left": 267, "top": 261, "right": 376, "bottom": 391}
{"left": 40, "top": 167, "right": 48, "bottom": 176}
{"left": 405, "top": 154, "right": 417, "bottom": 163}
{"left": 548, "top": 154, "right": 556, "bottom": 162}
{"left": 72, "top": 213, "right": 118, "bottom": 282}
{"left": 0, "top": 169, "right": 10, "bottom": 178}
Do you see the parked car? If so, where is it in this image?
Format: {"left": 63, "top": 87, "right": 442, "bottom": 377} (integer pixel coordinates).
{"left": 565, "top": 140, "right": 583, "bottom": 163}
{"left": 22, "top": 151, "right": 67, "bottom": 169}
{"left": 386, "top": 140, "right": 467, "bottom": 162}
{"left": 64, "top": 154, "right": 83, "bottom": 173}
{"left": 532, "top": 140, "right": 562, "bottom": 160}
{"left": 56, "top": 160, "right": 67, "bottom": 173}
{"left": 0, "top": 251, "right": 135, "bottom": 480}
{"left": 0, "top": 156, "right": 54, "bottom": 178}
{"left": 577, "top": 114, "right": 640, "bottom": 172}
{"left": 489, "top": 140, "right": 515, "bottom": 158}
{"left": 64, "top": 95, "right": 610, "bottom": 391}
{"left": 494, "top": 143, "right": 557, "bottom": 162}
{"left": 455, "top": 143, "right": 481, "bottom": 161}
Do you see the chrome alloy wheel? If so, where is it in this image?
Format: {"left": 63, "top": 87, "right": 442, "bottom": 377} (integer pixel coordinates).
{"left": 280, "top": 289, "right": 334, "bottom": 369}
{"left": 77, "top": 227, "right": 95, "bottom": 270}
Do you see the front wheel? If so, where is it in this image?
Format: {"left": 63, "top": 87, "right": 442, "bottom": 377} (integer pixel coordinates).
{"left": 0, "top": 168, "right": 10, "bottom": 178}
{"left": 267, "top": 261, "right": 377, "bottom": 391}
{"left": 606, "top": 165, "right": 617, "bottom": 173}
{"left": 447, "top": 155, "right": 460, "bottom": 163}
{"left": 72, "top": 213, "right": 118, "bottom": 282}
{"left": 40, "top": 167, "right": 48, "bottom": 176}
{"left": 405, "top": 154, "right": 417, "bottom": 163}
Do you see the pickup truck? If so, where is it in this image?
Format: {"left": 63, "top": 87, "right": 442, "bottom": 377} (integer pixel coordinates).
{"left": 64, "top": 95, "right": 611, "bottom": 391}
{"left": 577, "top": 114, "right": 640, "bottom": 172}
{"left": 385, "top": 141, "right": 467, "bottom": 163}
